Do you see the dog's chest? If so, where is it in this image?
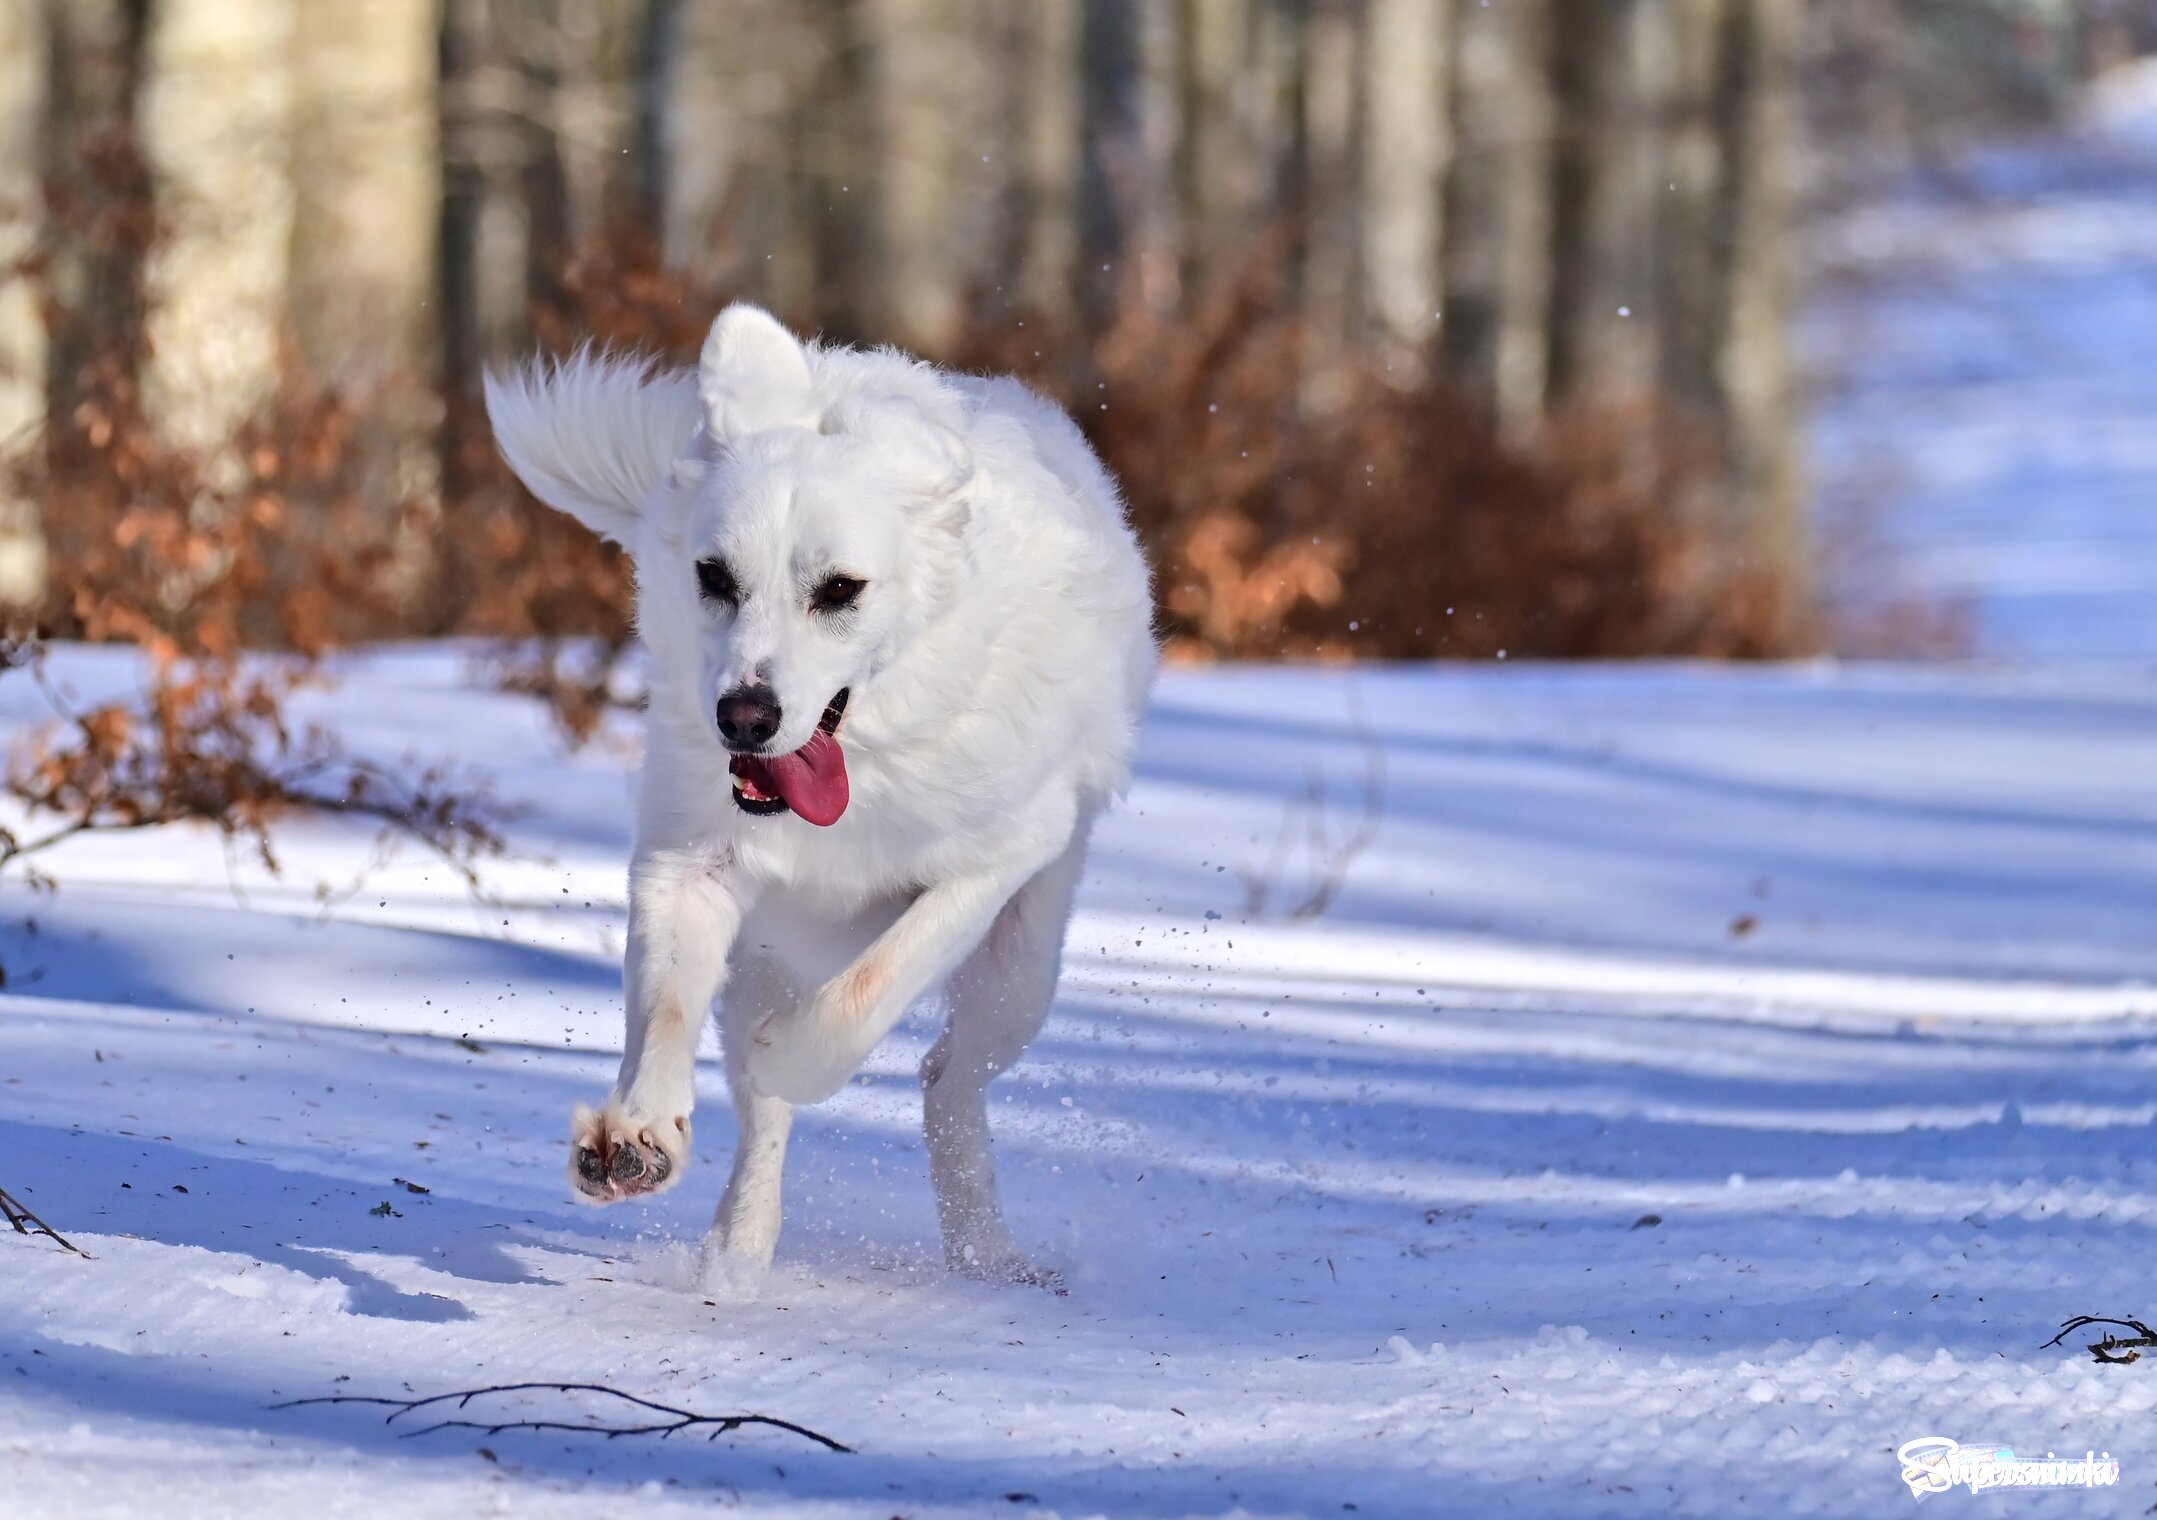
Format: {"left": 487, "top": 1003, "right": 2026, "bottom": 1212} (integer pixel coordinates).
{"left": 765, "top": 787, "right": 983, "bottom": 893}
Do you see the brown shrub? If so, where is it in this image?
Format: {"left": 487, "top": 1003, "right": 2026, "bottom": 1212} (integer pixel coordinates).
{"left": 0, "top": 637, "right": 502, "bottom": 893}
{"left": 3, "top": 162, "right": 507, "bottom": 882}
{"left": 6, "top": 210, "right": 1802, "bottom": 793}
{"left": 958, "top": 258, "right": 1796, "bottom": 663}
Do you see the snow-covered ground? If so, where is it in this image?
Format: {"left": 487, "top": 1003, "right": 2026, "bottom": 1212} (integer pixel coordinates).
{"left": 3, "top": 645, "right": 2155, "bottom": 1517}
{"left": 1811, "top": 58, "right": 2157, "bottom": 662}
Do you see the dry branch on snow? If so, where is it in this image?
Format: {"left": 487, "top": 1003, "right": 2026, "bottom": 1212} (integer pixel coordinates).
{"left": 275, "top": 1382, "right": 852, "bottom": 1453}
{"left": 2047, "top": 1315, "right": 2157, "bottom": 1365}
{"left": 0, "top": 1184, "right": 88, "bottom": 1258}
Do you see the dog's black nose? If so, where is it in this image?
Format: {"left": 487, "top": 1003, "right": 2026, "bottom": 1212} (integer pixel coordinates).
{"left": 716, "top": 684, "right": 783, "bottom": 749}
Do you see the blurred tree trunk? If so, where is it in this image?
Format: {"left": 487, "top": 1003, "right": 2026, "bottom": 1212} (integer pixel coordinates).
{"left": 1271, "top": 0, "right": 1311, "bottom": 310}
{"left": 0, "top": 0, "right": 45, "bottom": 441}
{"left": 1719, "top": 0, "right": 1804, "bottom": 634}
{"left": 519, "top": 0, "right": 574, "bottom": 339}
{"left": 1662, "top": 1, "right": 1721, "bottom": 413}
{"left": 1360, "top": 0, "right": 1451, "bottom": 375}
{"left": 1173, "top": 0, "right": 1240, "bottom": 306}
{"left": 1665, "top": 0, "right": 1806, "bottom": 636}
{"left": 436, "top": 0, "right": 491, "bottom": 512}
{"left": 1545, "top": 0, "right": 1629, "bottom": 405}
{"left": 37, "top": 0, "right": 153, "bottom": 462}
{"left": 1296, "top": 0, "right": 1365, "bottom": 397}
{"left": 433, "top": 0, "right": 481, "bottom": 504}
{"left": 628, "top": 0, "right": 683, "bottom": 233}
{"left": 787, "top": 0, "right": 881, "bottom": 344}
{"left": 1262, "top": 0, "right": 1314, "bottom": 541}
{"left": 0, "top": 0, "right": 47, "bottom": 602}
{"left": 435, "top": 0, "right": 553, "bottom": 476}
{"left": 1439, "top": 0, "right": 1549, "bottom": 438}
{"left": 882, "top": 0, "right": 962, "bottom": 349}
{"left": 1844, "top": 0, "right": 1910, "bottom": 165}
{"left": 287, "top": 0, "right": 435, "bottom": 397}
{"left": 1076, "top": 0, "right": 1140, "bottom": 335}
{"left": 1131, "top": 2, "right": 1181, "bottom": 315}
{"left": 1439, "top": 0, "right": 1494, "bottom": 390}
{"left": 140, "top": 0, "right": 297, "bottom": 457}
{"left": 987, "top": 1, "right": 1040, "bottom": 314}
{"left": 1009, "top": 0, "right": 1079, "bottom": 325}
{"left": 665, "top": 0, "right": 759, "bottom": 286}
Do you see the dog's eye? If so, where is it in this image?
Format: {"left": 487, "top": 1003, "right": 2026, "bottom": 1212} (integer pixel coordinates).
{"left": 695, "top": 558, "right": 739, "bottom": 606}
{"left": 810, "top": 574, "right": 865, "bottom": 614}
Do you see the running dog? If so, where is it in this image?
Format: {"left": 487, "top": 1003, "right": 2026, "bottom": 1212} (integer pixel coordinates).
{"left": 485, "top": 305, "right": 1155, "bottom": 1284}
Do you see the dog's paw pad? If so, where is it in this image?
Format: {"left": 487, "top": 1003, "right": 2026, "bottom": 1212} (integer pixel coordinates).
{"left": 569, "top": 1103, "right": 686, "bottom": 1203}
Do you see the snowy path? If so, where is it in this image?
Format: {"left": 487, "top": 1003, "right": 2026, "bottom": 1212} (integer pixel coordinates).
{"left": 3, "top": 648, "right": 2155, "bottom": 1517}
{"left": 1811, "top": 60, "right": 2157, "bottom": 662}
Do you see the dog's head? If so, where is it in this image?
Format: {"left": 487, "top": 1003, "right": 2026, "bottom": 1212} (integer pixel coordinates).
{"left": 485, "top": 306, "right": 974, "bottom": 826}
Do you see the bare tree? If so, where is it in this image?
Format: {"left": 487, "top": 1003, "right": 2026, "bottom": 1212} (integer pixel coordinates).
{"left": 1359, "top": 0, "right": 1452, "bottom": 372}
{"left": 435, "top": 0, "right": 492, "bottom": 511}
{"left": 1717, "top": 0, "right": 1805, "bottom": 635}
{"left": 786, "top": 0, "right": 882, "bottom": 344}
{"left": 37, "top": 0, "right": 153, "bottom": 464}
{"left": 1076, "top": 0, "right": 1140, "bottom": 335}
{"left": 1664, "top": 0, "right": 1807, "bottom": 636}
{"left": 518, "top": 0, "right": 574, "bottom": 337}
{"left": 1440, "top": 0, "right": 1551, "bottom": 438}
{"left": 287, "top": 0, "right": 436, "bottom": 396}
{"left": 628, "top": 0, "right": 684, "bottom": 232}
{"left": 0, "top": 0, "right": 49, "bottom": 603}
{"left": 1293, "top": 0, "right": 1367, "bottom": 392}
{"left": 879, "top": 0, "right": 969, "bottom": 349}
{"left": 1172, "top": 0, "right": 1227, "bottom": 305}
{"left": 1544, "top": 0, "right": 1631, "bottom": 406}
{"left": 989, "top": 0, "right": 1079, "bottom": 327}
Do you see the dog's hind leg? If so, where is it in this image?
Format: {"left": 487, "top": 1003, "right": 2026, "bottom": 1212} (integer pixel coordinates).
{"left": 921, "top": 822, "right": 1089, "bottom": 1287}
{"left": 703, "top": 954, "right": 802, "bottom": 1284}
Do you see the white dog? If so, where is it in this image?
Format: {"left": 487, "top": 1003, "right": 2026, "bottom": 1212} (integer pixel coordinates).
{"left": 485, "top": 306, "right": 1155, "bottom": 1285}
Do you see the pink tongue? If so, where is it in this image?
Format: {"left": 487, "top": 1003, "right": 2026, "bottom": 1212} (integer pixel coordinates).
{"left": 764, "top": 729, "right": 849, "bottom": 826}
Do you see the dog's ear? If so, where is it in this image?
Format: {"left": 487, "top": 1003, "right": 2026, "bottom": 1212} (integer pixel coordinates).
{"left": 484, "top": 349, "right": 700, "bottom": 546}
{"left": 830, "top": 394, "right": 975, "bottom": 534}
{"left": 699, "top": 304, "right": 816, "bottom": 440}
{"left": 903, "top": 416, "right": 973, "bottom": 538}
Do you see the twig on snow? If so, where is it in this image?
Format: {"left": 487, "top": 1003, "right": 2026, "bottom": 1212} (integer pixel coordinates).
{"left": 272, "top": 1382, "right": 853, "bottom": 1453}
{"left": 2044, "top": 1315, "right": 2157, "bottom": 1365}
{"left": 0, "top": 1184, "right": 90, "bottom": 1258}
{"left": 1239, "top": 687, "right": 1386, "bottom": 921}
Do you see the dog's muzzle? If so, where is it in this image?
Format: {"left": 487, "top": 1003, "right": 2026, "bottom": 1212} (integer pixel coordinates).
{"left": 729, "top": 689, "right": 850, "bottom": 823}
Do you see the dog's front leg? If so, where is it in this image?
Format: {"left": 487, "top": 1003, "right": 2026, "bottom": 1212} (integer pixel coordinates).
{"left": 743, "top": 862, "right": 1044, "bottom": 1105}
{"left": 572, "top": 849, "right": 753, "bottom": 1202}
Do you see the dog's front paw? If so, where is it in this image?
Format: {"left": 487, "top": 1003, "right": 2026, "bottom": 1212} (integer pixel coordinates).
{"left": 744, "top": 1007, "right": 858, "bottom": 1105}
{"left": 569, "top": 1100, "right": 690, "bottom": 1203}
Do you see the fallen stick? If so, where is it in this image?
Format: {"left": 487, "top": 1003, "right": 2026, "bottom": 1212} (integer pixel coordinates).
{"left": 0, "top": 1184, "right": 89, "bottom": 1258}
{"left": 273, "top": 1382, "right": 852, "bottom": 1453}
{"left": 2045, "top": 1315, "right": 2157, "bottom": 1365}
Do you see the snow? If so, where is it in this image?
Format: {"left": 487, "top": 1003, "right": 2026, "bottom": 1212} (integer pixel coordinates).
{"left": 1810, "top": 62, "right": 2157, "bottom": 663}
{"left": 4, "top": 645, "right": 2155, "bottom": 1517}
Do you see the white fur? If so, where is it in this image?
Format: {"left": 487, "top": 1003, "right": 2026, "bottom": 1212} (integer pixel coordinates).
{"left": 483, "top": 348, "right": 702, "bottom": 545}
{"left": 486, "top": 305, "right": 1156, "bottom": 1287}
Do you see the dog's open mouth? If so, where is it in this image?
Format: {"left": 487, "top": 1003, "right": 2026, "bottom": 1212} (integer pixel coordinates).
{"left": 729, "top": 689, "right": 850, "bottom": 826}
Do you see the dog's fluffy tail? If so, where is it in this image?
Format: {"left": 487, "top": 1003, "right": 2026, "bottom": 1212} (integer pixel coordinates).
{"left": 483, "top": 348, "right": 701, "bottom": 545}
